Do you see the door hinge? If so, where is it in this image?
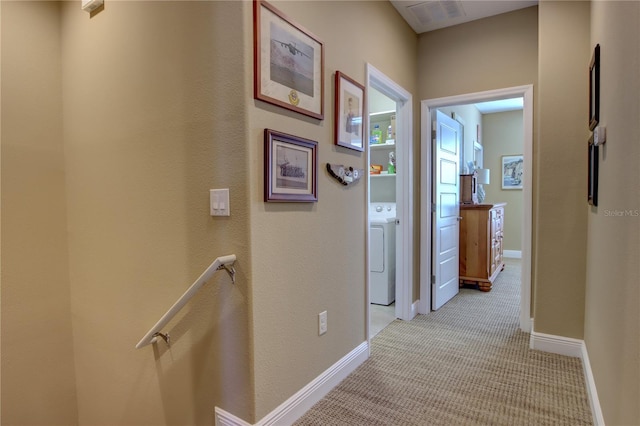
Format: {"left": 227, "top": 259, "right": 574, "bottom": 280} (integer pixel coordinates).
{"left": 431, "top": 203, "right": 436, "bottom": 213}
{"left": 431, "top": 275, "right": 436, "bottom": 284}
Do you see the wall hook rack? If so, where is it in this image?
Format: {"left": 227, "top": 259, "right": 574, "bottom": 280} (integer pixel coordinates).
{"left": 326, "top": 163, "right": 364, "bottom": 186}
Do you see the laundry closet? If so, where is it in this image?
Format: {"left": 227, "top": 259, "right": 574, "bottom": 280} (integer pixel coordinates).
{"left": 368, "top": 88, "right": 397, "bottom": 307}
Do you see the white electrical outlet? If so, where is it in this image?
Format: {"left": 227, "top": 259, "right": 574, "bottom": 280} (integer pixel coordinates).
{"left": 318, "top": 311, "right": 327, "bottom": 335}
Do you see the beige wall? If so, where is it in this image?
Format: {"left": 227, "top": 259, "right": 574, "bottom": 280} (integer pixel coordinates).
{"left": 1, "top": 2, "right": 79, "bottom": 424}
{"left": 418, "top": 6, "right": 538, "bottom": 314}
{"left": 534, "top": 1, "right": 590, "bottom": 339}
{"left": 4, "top": 1, "right": 254, "bottom": 424}
{"left": 483, "top": 110, "right": 524, "bottom": 252}
{"left": 1, "top": 0, "right": 417, "bottom": 424}
{"left": 585, "top": 1, "right": 640, "bottom": 424}
{"left": 62, "top": 2, "right": 253, "bottom": 423}
{"left": 248, "top": 1, "right": 417, "bottom": 419}
{"left": 418, "top": 7, "right": 538, "bottom": 100}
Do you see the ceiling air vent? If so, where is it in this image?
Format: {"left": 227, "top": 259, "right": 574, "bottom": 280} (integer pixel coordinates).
{"left": 407, "top": 1, "right": 465, "bottom": 25}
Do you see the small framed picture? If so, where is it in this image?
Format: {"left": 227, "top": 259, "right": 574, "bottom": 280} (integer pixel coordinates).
{"left": 588, "top": 135, "right": 598, "bottom": 206}
{"left": 264, "top": 129, "right": 318, "bottom": 202}
{"left": 501, "top": 155, "right": 523, "bottom": 190}
{"left": 589, "top": 44, "right": 600, "bottom": 130}
{"left": 253, "top": 0, "right": 324, "bottom": 120}
{"left": 334, "top": 71, "right": 365, "bottom": 152}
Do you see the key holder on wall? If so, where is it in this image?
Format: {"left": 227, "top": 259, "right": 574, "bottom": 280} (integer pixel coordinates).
{"left": 326, "top": 163, "right": 364, "bottom": 186}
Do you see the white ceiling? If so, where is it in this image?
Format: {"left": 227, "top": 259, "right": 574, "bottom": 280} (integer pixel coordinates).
{"left": 475, "top": 98, "right": 523, "bottom": 114}
{"left": 390, "top": 0, "right": 538, "bottom": 34}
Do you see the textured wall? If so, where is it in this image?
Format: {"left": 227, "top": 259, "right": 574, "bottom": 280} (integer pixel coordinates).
{"left": 248, "top": 0, "right": 418, "bottom": 419}
{"left": 418, "top": 5, "right": 538, "bottom": 307}
{"left": 1, "top": 2, "right": 79, "bottom": 424}
{"left": 418, "top": 7, "right": 539, "bottom": 100}
{"left": 585, "top": 2, "right": 640, "bottom": 424}
{"left": 483, "top": 110, "right": 524, "bottom": 252}
{"left": 61, "top": 2, "right": 252, "bottom": 424}
{"left": 535, "top": 1, "right": 590, "bottom": 339}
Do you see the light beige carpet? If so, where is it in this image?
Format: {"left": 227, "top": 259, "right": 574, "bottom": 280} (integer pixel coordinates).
{"left": 294, "top": 260, "right": 593, "bottom": 425}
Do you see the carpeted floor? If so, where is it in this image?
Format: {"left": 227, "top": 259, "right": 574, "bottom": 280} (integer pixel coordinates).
{"left": 294, "top": 259, "right": 593, "bottom": 426}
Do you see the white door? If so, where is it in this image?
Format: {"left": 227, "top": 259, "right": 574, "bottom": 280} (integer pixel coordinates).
{"left": 432, "top": 110, "right": 461, "bottom": 310}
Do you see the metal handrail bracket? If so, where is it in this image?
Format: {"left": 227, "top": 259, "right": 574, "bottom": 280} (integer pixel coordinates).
{"left": 135, "top": 254, "right": 236, "bottom": 349}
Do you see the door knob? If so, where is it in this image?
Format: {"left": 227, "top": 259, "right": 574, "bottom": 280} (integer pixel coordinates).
{"left": 457, "top": 216, "right": 463, "bottom": 221}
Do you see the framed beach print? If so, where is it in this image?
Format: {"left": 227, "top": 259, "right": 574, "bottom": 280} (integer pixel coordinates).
{"left": 501, "top": 155, "right": 524, "bottom": 190}
{"left": 589, "top": 44, "right": 600, "bottom": 130}
{"left": 264, "top": 129, "right": 318, "bottom": 202}
{"left": 253, "top": 0, "right": 324, "bottom": 120}
{"left": 334, "top": 71, "right": 365, "bottom": 152}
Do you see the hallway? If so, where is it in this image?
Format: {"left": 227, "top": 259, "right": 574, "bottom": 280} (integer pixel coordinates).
{"left": 295, "top": 259, "right": 593, "bottom": 425}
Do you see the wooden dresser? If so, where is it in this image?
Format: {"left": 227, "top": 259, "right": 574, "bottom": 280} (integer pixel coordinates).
{"left": 459, "top": 203, "right": 506, "bottom": 292}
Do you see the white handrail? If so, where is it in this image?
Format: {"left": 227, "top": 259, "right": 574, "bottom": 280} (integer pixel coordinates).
{"left": 135, "top": 254, "right": 236, "bottom": 349}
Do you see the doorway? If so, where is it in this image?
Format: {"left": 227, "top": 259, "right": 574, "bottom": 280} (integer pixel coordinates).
{"left": 420, "top": 85, "right": 533, "bottom": 332}
{"left": 366, "top": 64, "right": 414, "bottom": 343}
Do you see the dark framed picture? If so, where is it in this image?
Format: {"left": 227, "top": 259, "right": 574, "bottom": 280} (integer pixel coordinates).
{"left": 588, "top": 135, "right": 598, "bottom": 206}
{"left": 334, "top": 71, "right": 365, "bottom": 152}
{"left": 264, "top": 129, "right": 318, "bottom": 202}
{"left": 501, "top": 154, "right": 524, "bottom": 190}
{"left": 253, "top": 0, "right": 324, "bottom": 120}
{"left": 589, "top": 44, "right": 600, "bottom": 130}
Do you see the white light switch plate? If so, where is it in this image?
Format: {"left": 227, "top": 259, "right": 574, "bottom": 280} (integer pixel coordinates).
{"left": 210, "top": 189, "right": 230, "bottom": 216}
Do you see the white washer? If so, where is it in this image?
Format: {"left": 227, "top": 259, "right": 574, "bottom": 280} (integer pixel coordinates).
{"left": 369, "top": 203, "right": 396, "bottom": 305}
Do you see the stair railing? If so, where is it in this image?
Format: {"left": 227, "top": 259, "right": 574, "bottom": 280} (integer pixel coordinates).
{"left": 135, "top": 254, "right": 236, "bottom": 349}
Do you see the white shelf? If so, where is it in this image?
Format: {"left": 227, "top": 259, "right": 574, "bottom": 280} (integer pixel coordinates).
{"left": 370, "top": 173, "right": 396, "bottom": 178}
{"left": 370, "top": 141, "right": 395, "bottom": 149}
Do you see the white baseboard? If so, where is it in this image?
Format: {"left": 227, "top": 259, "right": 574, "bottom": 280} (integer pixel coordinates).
{"left": 503, "top": 250, "right": 522, "bottom": 259}
{"left": 411, "top": 300, "right": 420, "bottom": 319}
{"left": 529, "top": 330, "right": 603, "bottom": 426}
{"left": 215, "top": 341, "right": 369, "bottom": 426}
{"left": 529, "top": 330, "right": 583, "bottom": 357}
{"left": 580, "top": 343, "right": 605, "bottom": 426}
{"left": 215, "top": 407, "right": 252, "bottom": 426}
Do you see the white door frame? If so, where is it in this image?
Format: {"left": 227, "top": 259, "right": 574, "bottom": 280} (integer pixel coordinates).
{"left": 366, "top": 64, "right": 414, "bottom": 332}
{"left": 419, "top": 85, "right": 533, "bottom": 332}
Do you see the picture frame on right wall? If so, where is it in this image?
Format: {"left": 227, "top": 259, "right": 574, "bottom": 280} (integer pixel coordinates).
{"left": 501, "top": 155, "right": 524, "bottom": 190}
{"left": 588, "top": 134, "right": 599, "bottom": 206}
{"left": 589, "top": 44, "right": 600, "bottom": 130}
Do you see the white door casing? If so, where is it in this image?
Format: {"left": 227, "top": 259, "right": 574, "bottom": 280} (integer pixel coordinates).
{"left": 432, "top": 110, "right": 461, "bottom": 310}
{"left": 420, "top": 85, "right": 533, "bottom": 333}
{"left": 366, "top": 64, "right": 414, "bottom": 339}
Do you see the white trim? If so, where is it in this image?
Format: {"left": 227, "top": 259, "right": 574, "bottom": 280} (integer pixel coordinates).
{"left": 418, "top": 102, "right": 432, "bottom": 314}
{"left": 503, "top": 250, "right": 522, "bottom": 259}
{"left": 528, "top": 332, "right": 604, "bottom": 426}
{"left": 215, "top": 342, "right": 369, "bottom": 426}
{"left": 529, "top": 331, "right": 583, "bottom": 358}
{"left": 258, "top": 341, "right": 368, "bottom": 425}
{"left": 419, "top": 85, "right": 533, "bottom": 334}
{"left": 215, "top": 407, "right": 252, "bottom": 426}
{"left": 366, "top": 64, "right": 414, "bottom": 323}
{"left": 581, "top": 343, "right": 605, "bottom": 426}
{"left": 411, "top": 300, "right": 420, "bottom": 318}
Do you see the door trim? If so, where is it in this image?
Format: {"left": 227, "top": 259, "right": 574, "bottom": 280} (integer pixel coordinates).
{"left": 366, "top": 64, "right": 414, "bottom": 332}
{"left": 419, "top": 85, "right": 533, "bottom": 332}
